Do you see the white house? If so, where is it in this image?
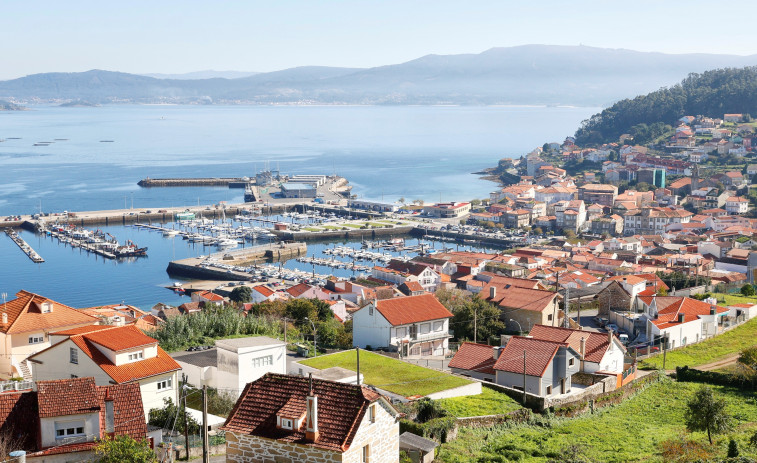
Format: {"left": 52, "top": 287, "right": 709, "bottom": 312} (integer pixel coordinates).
{"left": 639, "top": 296, "right": 729, "bottom": 349}
{"left": 28, "top": 325, "right": 181, "bottom": 419}
{"left": 725, "top": 197, "right": 749, "bottom": 215}
{"left": 173, "top": 336, "right": 287, "bottom": 398}
{"left": 352, "top": 294, "right": 453, "bottom": 357}
{"left": 0, "top": 290, "right": 99, "bottom": 381}
{"left": 527, "top": 325, "right": 625, "bottom": 374}
{"left": 493, "top": 336, "right": 581, "bottom": 397}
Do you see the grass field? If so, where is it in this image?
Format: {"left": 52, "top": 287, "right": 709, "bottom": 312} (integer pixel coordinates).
{"left": 438, "top": 378, "right": 757, "bottom": 462}
{"left": 299, "top": 350, "right": 471, "bottom": 397}
{"left": 437, "top": 386, "right": 522, "bottom": 417}
{"left": 711, "top": 292, "right": 757, "bottom": 307}
{"left": 640, "top": 318, "right": 757, "bottom": 370}
{"left": 303, "top": 227, "right": 322, "bottom": 232}
{"left": 342, "top": 223, "right": 363, "bottom": 229}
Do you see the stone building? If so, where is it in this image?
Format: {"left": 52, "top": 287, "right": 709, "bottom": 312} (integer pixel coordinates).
{"left": 222, "top": 373, "right": 400, "bottom": 463}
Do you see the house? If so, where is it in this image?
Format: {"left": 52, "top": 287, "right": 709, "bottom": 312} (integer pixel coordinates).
{"left": 29, "top": 325, "right": 181, "bottom": 418}
{"left": 352, "top": 294, "right": 453, "bottom": 357}
{"left": 528, "top": 325, "right": 625, "bottom": 374}
{"left": 554, "top": 200, "right": 586, "bottom": 232}
{"left": 173, "top": 336, "right": 287, "bottom": 398}
{"left": 725, "top": 196, "right": 749, "bottom": 214}
{"left": 222, "top": 373, "right": 400, "bottom": 463}
{"left": 448, "top": 342, "right": 498, "bottom": 382}
{"left": 493, "top": 336, "right": 580, "bottom": 397}
{"left": 386, "top": 260, "right": 442, "bottom": 292}
{"left": 482, "top": 285, "right": 562, "bottom": 332}
{"left": 639, "top": 296, "right": 729, "bottom": 348}
{"left": 0, "top": 377, "right": 149, "bottom": 463}
{"left": 0, "top": 290, "right": 100, "bottom": 381}
{"left": 422, "top": 202, "right": 471, "bottom": 218}
{"left": 578, "top": 184, "right": 618, "bottom": 206}
{"left": 623, "top": 207, "right": 692, "bottom": 235}
{"left": 250, "top": 285, "right": 277, "bottom": 303}
{"left": 192, "top": 290, "right": 225, "bottom": 307}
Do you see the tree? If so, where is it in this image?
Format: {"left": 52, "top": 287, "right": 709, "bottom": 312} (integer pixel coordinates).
{"left": 684, "top": 385, "right": 731, "bottom": 444}
{"left": 533, "top": 227, "right": 543, "bottom": 235}
{"left": 398, "top": 197, "right": 406, "bottom": 204}
{"left": 738, "top": 346, "right": 757, "bottom": 369}
{"left": 412, "top": 199, "right": 424, "bottom": 206}
{"left": 94, "top": 435, "right": 156, "bottom": 463}
{"left": 148, "top": 398, "right": 200, "bottom": 434}
{"left": 470, "top": 199, "right": 481, "bottom": 206}
{"left": 229, "top": 285, "right": 252, "bottom": 303}
{"left": 741, "top": 284, "right": 755, "bottom": 297}
{"left": 452, "top": 297, "right": 505, "bottom": 343}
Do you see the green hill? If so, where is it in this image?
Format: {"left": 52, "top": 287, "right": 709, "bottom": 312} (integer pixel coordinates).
{"left": 575, "top": 66, "right": 757, "bottom": 145}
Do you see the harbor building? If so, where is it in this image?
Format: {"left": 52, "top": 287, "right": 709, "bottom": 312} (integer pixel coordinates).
{"left": 422, "top": 202, "right": 471, "bottom": 218}
{"left": 281, "top": 182, "right": 317, "bottom": 198}
{"left": 348, "top": 199, "right": 400, "bottom": 213}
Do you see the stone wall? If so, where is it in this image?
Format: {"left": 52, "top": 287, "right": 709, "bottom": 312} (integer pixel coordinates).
{"left": 342, "top": 399, "right": 400, "bottom": 463}
{"left": 456, "top": 409, "right": 531, "bottom": 429}
{"left": 226, "top": 432, "right": 341, "bottom": 463}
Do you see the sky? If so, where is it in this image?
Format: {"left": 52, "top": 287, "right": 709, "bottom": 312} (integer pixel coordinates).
{"left": 4, "top": 0, "right": 757, "bottom": 80}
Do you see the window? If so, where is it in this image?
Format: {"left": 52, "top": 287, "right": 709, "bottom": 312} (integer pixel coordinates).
{"left": 546, "top": 385, "right": 552, "bottom": 395}
{"left": 252, "top": 355, "right": 273, "bottom": 368}
{"left": 55, "top": 422, "right": 84, "bottom": 439}
{"left": 547, "top": 314, "right": 553, "bottom": 321}
{"left": 157, "top": 378, "right": 173, "bottom": 391}
{"left": 362, "top": 445, "right": 370, "bottom": 463}
{"left": 569, "top": 358, "right": 575, "bottom": 367}
{"left": 280, "top": 418, "right": 293, "bottom": 430}
{"left": 70, "top": 374, "right": 78, "bottom": 379}
{"left": 395, "top": 327, "right": 406, "bottom": 338}
{"left": 70, "top": 347, "right": 78, "bottom": 364}
{"left": 368, "top": 306, "right": 374, "bottom": 316}
{"left": 128, "top": 351, "right": 144, "bottom": 361}
{"left": 420, "top": 323, "right": 430, "bottom": 334}
{"left": 368, "top": 404, "right": 376, "bottom": 423}
{"left": 433, "top": 321, "right": 443, "bottom": 332}
{"left": 28, "top": 335, "right": 44, "bottom": 344}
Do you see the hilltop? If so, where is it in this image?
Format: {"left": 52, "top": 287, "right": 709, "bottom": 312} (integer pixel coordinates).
{"left": 4, "top": 45, "right": 757, "bottom": 106}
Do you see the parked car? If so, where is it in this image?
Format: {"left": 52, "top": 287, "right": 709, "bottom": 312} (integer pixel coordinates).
{"left": 605, "top": 323, "right": 620, "bottom": 333}
{"left": 629, "top": 344, "right": 660, "bottom": 355}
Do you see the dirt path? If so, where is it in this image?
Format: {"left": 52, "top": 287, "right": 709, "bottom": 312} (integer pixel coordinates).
{"left": 692, "top": 354, "right": 741, "bottom": 371}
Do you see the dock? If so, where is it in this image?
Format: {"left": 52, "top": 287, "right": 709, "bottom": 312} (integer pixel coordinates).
{"left": 4, "top": 229, "right": 44, "bottom": 263}
{"left": 137, "top": 177, "right": 248, "bottom": 188}
{"left": 46, "top": 228, "right": 116, "bottom": 259}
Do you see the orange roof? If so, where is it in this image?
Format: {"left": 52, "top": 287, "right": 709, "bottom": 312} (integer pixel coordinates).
{"left": 494, "top": 336, "right": 566, "bottom": 377}
{"left": 373, "top": 294, "right": 453, "bottom": 326}
{"left": 84, "top": 325, "right": 158, "bottom": 352}
{"left": 51, "top": 325, "right": 113, "bottom": 336}
{"left": 448, "top": 342, "right": 496, "bottom": 375}
{"left": 528, "top": 324, "right": 620, "bottom": 364}
{"left": 650, "top": 297, "right": 729, "bottom": 329}
{"left": 0, "top": 290, "right": 99, "bottom": 335}
{"left": 485, "top": 286, "right": 557, "bottom": 312}
{"left": 252, "top": 285, "right": 275, "bottom": 297}
{"left": 286, "top": 283, "right": 312, "bottom": 297}
{"left": 197, "top": 290, "right": 224, "bottom": 301}
{"left": 607, "top": 275, "right": 646, "bottom": 286}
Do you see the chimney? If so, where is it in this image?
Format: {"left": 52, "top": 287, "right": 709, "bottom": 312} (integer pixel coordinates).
{"left": 710, "top": 306, "right": 717, "bottom": 316}
{"left": 579, "top": 337, "right": 586, "bottom": 359}
{"left": 489, "top": 286, "right": 497, "bottom": 300}
{"left": 678, "top": 313, "right": 685, "bottom": 323}
{"left": 105, "top": 397, "right": 115, "bottom": 435}
{"left": 608, "top": 330, "right": 613, "bottom": 347}
{"left": 305, "top": 374, "right": 319, "bottom": 443}
{"left": 492, "top": 346, "right": 503, "bottom": 360}
{"left": 2, "top": 313, "right": 7, "bottom": 324}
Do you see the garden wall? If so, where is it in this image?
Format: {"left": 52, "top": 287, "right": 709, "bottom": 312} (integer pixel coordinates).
{"left": 425, "top": 381, "right": 481, "bottom": 400}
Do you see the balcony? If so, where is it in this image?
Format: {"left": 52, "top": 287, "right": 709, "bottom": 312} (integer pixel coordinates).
{"left": 410, "top": 330, "right": 453, "bottom": 343}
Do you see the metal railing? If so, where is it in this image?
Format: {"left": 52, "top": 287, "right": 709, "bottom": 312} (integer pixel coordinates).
{"left": 0, "top": 380, "right": 34, "bottom": 392}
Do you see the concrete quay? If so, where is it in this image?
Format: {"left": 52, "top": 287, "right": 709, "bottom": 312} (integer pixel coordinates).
{"left": 137, "top": 177, "right": 247, "bottom": 187}
{"left": 166, "top": 242, "right": 307, "bottom": 281}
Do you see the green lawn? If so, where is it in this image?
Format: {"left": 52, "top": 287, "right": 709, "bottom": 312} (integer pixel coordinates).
{"left": 640, "top": 318, "right": 757, "bottom": 370}
{"left": 299, "top": 350, "right": 471, "bottom": 397}
{"left": 437, "top": 385, "right": 522, "bottom": 417}
{"left": 303, "top": 227, "right": 322, "bottom": 232}
{"left": 321, "top": 226, "right": 343, "bottom": 230}
{"left": 711, "top": 292, "right": 757, "bottom": 307}
{"left": 342, "top": 223, "right": 363, "bottom": 229}
{"left": 437, "top": 379, "right": 757, "bottom": 463}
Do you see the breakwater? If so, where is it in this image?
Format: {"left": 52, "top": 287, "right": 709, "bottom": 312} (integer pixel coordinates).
{"left": 271, "top": 226, "right": 416, "bottom": 242}
{"left": 137, "top": 177, "right": 248, "bottom": 187}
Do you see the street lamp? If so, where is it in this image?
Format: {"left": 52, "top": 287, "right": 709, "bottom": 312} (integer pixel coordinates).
{"left": 509, "top": 319, "right": 523, "bottom": 335}
{"left": 304, "top": 317, "right": 317, "bottom": 357}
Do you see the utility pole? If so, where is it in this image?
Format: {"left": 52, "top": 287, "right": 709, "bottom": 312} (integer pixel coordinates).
{"left": 662, "top": 333, "right": 668, "bottom": 371}
{"left": 356, "top": 346, "right": 361, "bottom": 385}
{"left": 282, "top": 317, "right": 289, "bottom": 343}
{"left": 183, "top": 382, "right": 190, "bottom": 461}
{"left": 522, "top": 350, "right": 527, "bottom": 405}
{"left": 473, "top": 305, "right": 477, "bottom": 344}
{"left": 201, "top": 385, "right": 209, "bottom": 463}
{"left": 564, "top": 285, "right": 570, "bottom": 328}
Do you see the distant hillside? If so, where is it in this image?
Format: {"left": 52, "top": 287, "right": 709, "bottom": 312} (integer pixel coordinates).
{"left": 0, "top": 100, "right": 25, "bottom": 110}
{"left": 143, "top": 70, "right": 259, "bottom": 80}
{"left": 4, "top": 46, "right": 757, "bottom": 106}
{"left": 575, "top": 67, "right": 757, "bottom": 145}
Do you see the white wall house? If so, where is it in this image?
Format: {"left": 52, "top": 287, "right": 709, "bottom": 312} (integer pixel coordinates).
{"left": 640, "top": 297, "right": 729, "bottom": 349}
{"left": 352, "top": 294, "right": 453, "bottom": 357}
{"left": 174, "top": 336, "right": 287, "bottom": 398}
{"left": 29, "top": 325, "right": 181, "bottom": 419}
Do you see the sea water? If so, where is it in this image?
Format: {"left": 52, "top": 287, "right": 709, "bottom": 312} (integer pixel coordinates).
{"left": 0, "top": 104, "right": 597, "bottom": 308}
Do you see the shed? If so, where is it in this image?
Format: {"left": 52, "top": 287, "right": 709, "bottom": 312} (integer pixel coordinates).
{"left": 399, "top": 431, "right": 438, "bottom": 463}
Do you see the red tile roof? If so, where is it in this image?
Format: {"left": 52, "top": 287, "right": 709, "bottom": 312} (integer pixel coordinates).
{"left": 286, "top": 283, "right": 313, "bottom": 298}
{"left": 651, "top": 297, "right": 729, "bottom": 329}
{"left": 373, "top": 294, "right": 453, "bottom": 326}
{"left": 528, "top": 325, "right": 618, "bottom": 364}
{"left": 97, "top": 383, "right": 147, "bottom": 438}
{"left": 0, "top": 290, "right": 99, "bottom": 335}
{"left": 484, "top": 286, "right": 558, "bottom": 312}
{"left": 84, "top": 325, "right": 158, "bottom": 352}
{"left": 493, "top": 336, "right": 566, "bottom": 377}
{"left": 253, "top": 285, "right": 275, "bottom": 297}
{"left": 37, "top": 377, "right": 100, "bottom": 417}
{"left": 222, "top": 373, "right": 393, "bottom": 452}
{"left": 51, "top": 325, "right": 114, "bottom": 336}
{"left": 448, "top": 342, "right": 496, "bottom": 375}
{"left": 0, "top": 391, "right": 38, "bottom": 450}
{"left": 197, "top": 290, "right": 224, "bottom": 301}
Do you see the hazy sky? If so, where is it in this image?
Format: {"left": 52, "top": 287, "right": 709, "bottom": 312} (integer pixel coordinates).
{"left": 4, "top": 0, "right": 757, "bottom": 80}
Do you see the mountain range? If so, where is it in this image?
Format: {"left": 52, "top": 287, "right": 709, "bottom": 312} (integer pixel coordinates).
{"left": 3, "top": 45, "right": 757, "bottom": 106}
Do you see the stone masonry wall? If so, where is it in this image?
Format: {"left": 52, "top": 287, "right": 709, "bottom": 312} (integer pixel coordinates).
{"left": 226, "top": 431, "right": 341, "bottom": 463}
{"left": 342, "top": 399, "right": 400, "bottom": 463}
